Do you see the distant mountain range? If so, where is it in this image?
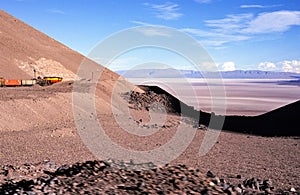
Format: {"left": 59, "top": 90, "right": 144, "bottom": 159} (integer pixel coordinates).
{"left": 116, "top": 69, "right": 300, "bottom": 79}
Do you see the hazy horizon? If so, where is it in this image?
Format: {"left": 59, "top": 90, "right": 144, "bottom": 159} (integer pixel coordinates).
{"left": 127, "top": 78, "right": 300, "bottom": 116}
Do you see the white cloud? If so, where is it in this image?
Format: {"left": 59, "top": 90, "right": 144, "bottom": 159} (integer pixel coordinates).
{"left": 184, "top": 10, "right": 300, "bottom": 47}
{"left": 221, "top": 62, "right": 236, "bottom": 71}
{"left": 47, "top": 8, "right": 66, "bottom": 15}
{"left": 205, "top": 13, "right": 253, "bottom": 33}
{"left": 205, "top": 11, "right": 300, "bottom": 34}
{"left": 182, "top": 14, "right": 253, "bottom": 47}
{"left": 242, "top": 11, "right": 300, "bottom": 34}
{"left": 280, "top": 60, "right": 300, "bottom": 73}
{"left": 240, "top": 5, "right": 265, "bottom": 9}
{"left": 144, "top": 2, "right": 183, "bottom": 20}
{"left": 194, "top": 0, "right": 212, "bottom": 3}
{"left": 181, "top": 28, "right": 213, "bottom": 37}
{"left": 258, "top": 62, "right": 277, "bottom": 70}
{"left": 181, "top": 28, "right": 250, "bottom": 46}
{"left": 131, "top": 20, "right": 153, "bottom": 26}
{"left": 135, "top": 26, "right": 172, "bottom": 37}
{"left": 240, "top": 4, "right": 282, "bottom": 9}
{"left": 255, "top": 60, "right": 300, "bottom": 73}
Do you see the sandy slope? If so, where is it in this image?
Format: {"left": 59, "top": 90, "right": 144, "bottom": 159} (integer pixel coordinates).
{"left": 0, "top": 8, "right": 138, "bottom": 134}
{"left": 0, "top": 9, "right": 122, "bottom": 83}
{"left": 0, "top": 10, "right": 77, "bottom": 79}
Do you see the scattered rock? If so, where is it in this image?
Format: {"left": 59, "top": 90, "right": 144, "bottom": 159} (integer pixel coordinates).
{"left": 206, "top": 170, "right": 215, "bottom": 178}
{"left": 123, "top": 91, "right": 178, "bottom": 113}
{"left": 198, "top": 124, "right": 207, "bottom": 130}
{"left": 290, "top": 187, "right": 296, "bottom": 192}
{"left": 234, "top": 186, "right": 242, "bottom": 193}
{"left": 0, "top": 159, "right": 289, "bottom": 194}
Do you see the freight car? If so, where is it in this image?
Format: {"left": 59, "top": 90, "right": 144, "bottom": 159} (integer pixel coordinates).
{"left": 21, "top": 79, "right": 36, "bottom": 86}
{"left": 1, "top": 79, "right": 22, "bottom": 87}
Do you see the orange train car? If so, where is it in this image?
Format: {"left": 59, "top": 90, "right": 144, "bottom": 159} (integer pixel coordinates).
{"left": 4, "top": 79, "right": 22, "bottom": 87}
{"left": 0, "top": 79, "right": 35, "bottom": 87}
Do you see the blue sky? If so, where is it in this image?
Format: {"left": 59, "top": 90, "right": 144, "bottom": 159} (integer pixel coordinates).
{"left": 1, "top": 0, "right": 300, "bottom": 72}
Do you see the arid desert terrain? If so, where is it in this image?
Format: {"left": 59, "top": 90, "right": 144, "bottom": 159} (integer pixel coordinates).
{"left": 0, "top": 9, "right": 299, "bottom": 194}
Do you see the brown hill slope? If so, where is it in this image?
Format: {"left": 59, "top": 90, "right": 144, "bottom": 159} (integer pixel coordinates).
{"left": 0, "top": 10, "right": 138, "bottom": 163}
{"left": 0, "top": 9, "right": 117, "bottom": 81}
{"left": 0, "top": 9, "right": 142, "bottom": 130}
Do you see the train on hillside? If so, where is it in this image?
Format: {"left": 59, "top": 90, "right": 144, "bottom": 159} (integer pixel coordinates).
{"left": 0, "top": 76, "right": 63, "bottom": 87}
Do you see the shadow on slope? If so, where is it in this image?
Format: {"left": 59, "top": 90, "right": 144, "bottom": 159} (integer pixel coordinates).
{"left": 138, "top": 85, "right": 300, "bottom": 137}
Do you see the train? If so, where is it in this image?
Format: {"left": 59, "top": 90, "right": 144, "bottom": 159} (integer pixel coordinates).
{"left": 0, "top": 76, "right": 63, "bottom": 87}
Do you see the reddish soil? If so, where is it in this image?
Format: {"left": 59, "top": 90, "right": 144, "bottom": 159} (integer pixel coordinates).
{"left": 0, "top": 83, "right": 299, "bottom": 192}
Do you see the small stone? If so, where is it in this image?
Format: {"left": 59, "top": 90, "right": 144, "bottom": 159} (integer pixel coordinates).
{"left": 263, "top": 179, "right": 272, "bottom": 187}
{"left": 238, "top": 183, "right": 245, "bottom": 190}
{"left": 26, "top": 191, "right": 37, "bottom": 195}
{"left": 290, "top": 187, "right": 296, "bottom": 192}
{"left": 234, "top": 186, "right": 242, "bottom": 193}
{"left": 212, "top": 177, "right": 220, "bottom": 185}
{"left": 236, "top": 174, "right": 242, "bottom": 179}
{"left": 220, "top": 178, "right": 226, "bottom": 184}
{"left": 222, "top": 184, "right": 230, "bottom": 190}
{"left": 224, "top": 187, "right": 234, "bottom": 194}
{"left": 264, "top": 188, "right": 272, "bottom": 194}
{"left": 254, "top": 181, "right": 260, "bottom": 190}
{"left": 198, "top": 124, "right": 207, "bottom": 130}
{"left": 206, "top": 170, "right": 215, "bottom": 178}
{"left": 209, "top": 181, "right": 215, "bottom": 186}
{"left": 117, "top": 184, "right": 126, "bottom": 189}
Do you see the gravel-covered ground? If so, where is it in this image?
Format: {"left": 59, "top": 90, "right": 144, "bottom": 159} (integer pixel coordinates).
{"left": 0, "top": 84, "right": 299, "bottom": 194}
{"left": 1, "top": 159, "right": 296, "bottom": 194}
